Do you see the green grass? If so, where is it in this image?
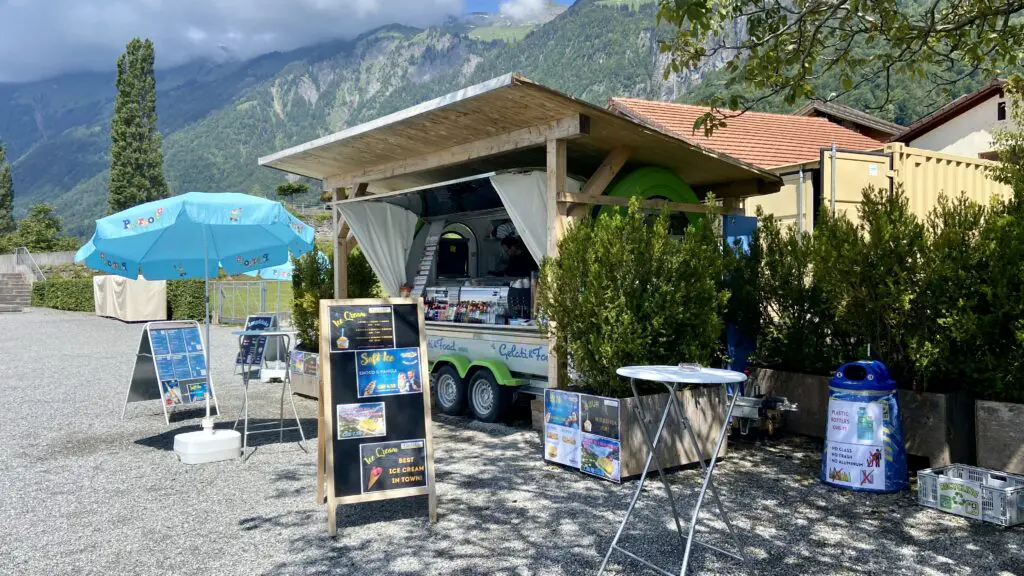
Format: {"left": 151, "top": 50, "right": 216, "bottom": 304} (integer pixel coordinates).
{"left": 468, "top": 25, "right": 536, "bottom": 42}
{"left": 213, "top": 279, "right": 293, "bottom": 323}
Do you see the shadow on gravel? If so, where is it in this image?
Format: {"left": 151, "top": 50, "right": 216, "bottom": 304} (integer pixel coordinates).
{"left": 133, "top": 418, "right": 319, "bottom": 452}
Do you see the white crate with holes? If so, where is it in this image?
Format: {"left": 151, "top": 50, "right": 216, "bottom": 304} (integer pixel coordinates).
{"left": 918, "top": 464, "right": 1024, "bottom": 526}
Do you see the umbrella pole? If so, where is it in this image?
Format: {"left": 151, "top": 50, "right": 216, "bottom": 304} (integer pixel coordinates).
{"left": 203, "top": 232, "right": 213, "bottom": 432}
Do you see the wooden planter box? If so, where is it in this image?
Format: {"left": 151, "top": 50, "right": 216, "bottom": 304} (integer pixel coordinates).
{"left": 619, "top": 386, "right": 728, "bottom": 479}
{"left": 753, "top": 368, "right": 976, "bottom": 468}
{"left": 976, "top": 400, "right": 1024, "bottom": 474}
{"left": 533, "top": 386, "right": 729, "bottom": 480}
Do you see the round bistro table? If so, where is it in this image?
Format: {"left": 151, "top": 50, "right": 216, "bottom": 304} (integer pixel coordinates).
{"left": 598, "top": 364, "right": 748, "bottom": 576}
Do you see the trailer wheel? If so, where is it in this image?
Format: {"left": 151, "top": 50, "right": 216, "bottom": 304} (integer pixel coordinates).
{"left": 434, "top": 365, "right": 467, "bottom": 415}
{"left": 468, "top": 370, "right": 511, "bottom": 423}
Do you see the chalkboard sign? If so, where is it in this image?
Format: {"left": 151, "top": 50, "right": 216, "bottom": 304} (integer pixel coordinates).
{"left": 318, "top": 298, "right": 436, "bottom": 535}
{"left": 123, "top": 320, "right": 220, "bottom": 425}
{"left": 236, "top": 314, "right": 277, "bottom": 366}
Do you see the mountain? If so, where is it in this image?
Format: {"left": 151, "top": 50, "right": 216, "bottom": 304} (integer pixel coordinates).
{"left": 0, "top": 0, "right": 993, "bottom": 238}
{"left": 3, "top": 0, "right": 696, "bottom": 237}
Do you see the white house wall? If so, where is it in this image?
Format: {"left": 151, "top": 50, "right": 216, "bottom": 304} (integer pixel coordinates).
{"left": 908, "top": 95, "right": 1015, "bottom": 157}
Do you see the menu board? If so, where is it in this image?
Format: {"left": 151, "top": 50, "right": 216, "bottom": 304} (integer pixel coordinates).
{"left": 124, "top": 321, "right": 219, "bottom": 425}
{"left": 149, "top": 325, "right": 209, "bottom": 405}
{"left": 544, "top": 391, "right": 621, "bottom": 483}
{"left": 329, "top": 305, "right": 396, "bottom": 351}
{"left": 236, "top": 314, "right": 276, "bottom": 365}
{"left": 319, "top": 298, "right": 436, "bottom": 534}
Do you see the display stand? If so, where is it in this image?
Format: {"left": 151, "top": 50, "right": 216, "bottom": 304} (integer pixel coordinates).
{"left": 231, "top": 329, "right": 307, "bottom": 461}
{"left": 598, "top": 365, "right": 747, "bottom": 576}
{"left": 123, "top": 320, "right": 220, "bottom": 424}
{"left": 318, "top": 297, "right": 437, "bottom": 536}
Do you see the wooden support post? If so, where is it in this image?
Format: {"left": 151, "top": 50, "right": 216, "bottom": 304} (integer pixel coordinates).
{"left": 722, "top": 197, "right": 743, "bottom": 214}
{"left": 332, "top": 183, "right": 368, "bottom": 299}
{"left": 546, "top": 138, "right": 567, "bottom": 389}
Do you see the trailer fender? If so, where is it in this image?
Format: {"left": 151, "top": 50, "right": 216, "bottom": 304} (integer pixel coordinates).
{"left": 431, "top": 354, "right": 472, "bottom": 379}
{"left": 468, "top": 360, "right": 520, "bottom": 387}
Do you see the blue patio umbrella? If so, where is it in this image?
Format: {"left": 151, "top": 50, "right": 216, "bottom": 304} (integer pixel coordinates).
{"left": 242, "top": 250, "right": 328, "bottom": 281}
{"left": 75, "top": 192, "right": 315, "bottom": 433}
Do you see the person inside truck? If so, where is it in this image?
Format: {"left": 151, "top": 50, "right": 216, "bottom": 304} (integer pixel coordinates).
{"left": 489, "top": 236, "right": 535, "bottom": 278}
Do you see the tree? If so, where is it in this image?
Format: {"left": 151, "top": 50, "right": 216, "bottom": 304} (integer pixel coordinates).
{"left": 108, "top": 38, "right": 168, "bottom": 213}
{"left": 657, "top": 0, "right": 1024, "bottom": 134}
{"left": 991, "top": 76, "right": 1024, "bottom": 193}
{"left": 0, "top": 141, "right": 14, "bottom": 235}
{"left": 276, "top": 181, "right": 310, "bottom": 197}
{"left": 9, "top": 204, "right": 79, "bottom": 253}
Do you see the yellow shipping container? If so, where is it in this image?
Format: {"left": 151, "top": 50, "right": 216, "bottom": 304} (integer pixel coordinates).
{"left": 746, "top": 143, "right": 1012, "bottom": 229}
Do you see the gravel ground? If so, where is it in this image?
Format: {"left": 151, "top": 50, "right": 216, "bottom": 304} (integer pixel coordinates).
{"left": 1, "top": 309, "right": 1022, "bottom": 576}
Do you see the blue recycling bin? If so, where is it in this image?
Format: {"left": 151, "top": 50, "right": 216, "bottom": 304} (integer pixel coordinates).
{"left": 821, "top": 361, "right": 908, "bottom": 492}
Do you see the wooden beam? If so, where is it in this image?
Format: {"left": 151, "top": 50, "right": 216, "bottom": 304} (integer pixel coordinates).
{"left": 325, "top": 114, "right": 590, "bottom": 190}
{"left": 559, "top": 192, "right": 719, "bottom": 214}
{"left": 580, "top": 146, "right": 631, "bottom": 197}
{"left": 693, "top": 178, "right": 780, "bottom": 198}
{"left": 546, "top": 138, "right": 568, "bottom": 390}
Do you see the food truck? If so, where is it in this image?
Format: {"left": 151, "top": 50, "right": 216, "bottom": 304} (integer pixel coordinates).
{"left": 259, "top": 73, "right": 782, "bottom": 422}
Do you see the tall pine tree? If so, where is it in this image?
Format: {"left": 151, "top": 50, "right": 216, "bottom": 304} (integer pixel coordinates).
{"left": 0, "top": 141, "right": 14, "bottom": 235}
{"left": 108, "top": 38, "right": 168, "bottom": 213}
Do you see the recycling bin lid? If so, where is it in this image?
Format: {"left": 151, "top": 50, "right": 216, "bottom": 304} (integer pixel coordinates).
{"left": 830, "top": 360, "right": 896, "bottom": 392}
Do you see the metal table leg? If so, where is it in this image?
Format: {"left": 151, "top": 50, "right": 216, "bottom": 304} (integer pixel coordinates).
{"left": 599, "top": 381, "right": 746, "bottom": 576}
{"left": 678, "top": 387, "right": 744, "bottom": 575}
{"left": 599, "top": 380, "right": 687, "bottom": 576}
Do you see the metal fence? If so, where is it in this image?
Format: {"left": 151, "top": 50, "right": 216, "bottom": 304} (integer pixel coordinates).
{"left": 212, "top": 281, "right": 292, "bottom": 325}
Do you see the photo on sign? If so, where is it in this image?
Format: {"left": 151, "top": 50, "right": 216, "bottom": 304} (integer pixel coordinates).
{"left": 359, "top": 439, "right": 427, "bottom": 494}
{"left": 337, "top": 402, "right": 387, "bottom": 440}
{"left": 356, "top": 347, "right": 423, "bottom": 398}
{"left": 544, "top": 423, "right": 581, "bottom": 468}
{"left": 580, "top": 394, "right": 619, "bottom": 440}
{"left": 162, "top": 379, "right": 182, "bottom": 405}
{"left": 580, "top": 434, "right": 621, "bottom": 483}
{"left": 544, "top": 389, "right": 580, "bottom": 429}
{"left": 184, "top": 382, "right": 207, "bottom": 403}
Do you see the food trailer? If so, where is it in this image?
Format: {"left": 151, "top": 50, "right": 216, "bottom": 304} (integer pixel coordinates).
{"left": 259, "top": 73, "right": 782, "bottom": 422}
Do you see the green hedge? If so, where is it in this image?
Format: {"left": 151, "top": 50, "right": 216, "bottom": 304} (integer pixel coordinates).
{"left": 166, "top": 279, "right": 207, "bottom": 321}
{"left": 31, "top": 278, "right": 95, "bottom": 311}
{"left": 752, "top": 186, "right": 1024, "bottom": 403}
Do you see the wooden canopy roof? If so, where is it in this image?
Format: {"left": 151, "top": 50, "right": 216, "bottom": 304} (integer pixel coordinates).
{"left": 259, "top": 73, "right": 781, "bottom": 197}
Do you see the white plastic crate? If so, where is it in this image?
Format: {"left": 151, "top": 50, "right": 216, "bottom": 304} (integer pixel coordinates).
{"left": 918, "top": 464, "right": 1024, "bottom": 526}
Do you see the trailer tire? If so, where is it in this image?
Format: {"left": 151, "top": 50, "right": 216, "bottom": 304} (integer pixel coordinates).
{"left": 434, "top": 365, "right": 467, "bottom": 415}
{"left": 468, "top": 370, "right": 511, "bottom": 423}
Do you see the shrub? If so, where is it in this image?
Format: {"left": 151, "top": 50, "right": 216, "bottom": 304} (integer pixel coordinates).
{"left": 31, "top": 278, "right": 94, "bottom": 311}
{"left": 537, "top": 199, "right": 727, "bottom": 397}
{"left": 166, "top": 279, "right": 207, "bottom": 321}
{"left": 292, "top": 249, "right": 334, "bottom": 351}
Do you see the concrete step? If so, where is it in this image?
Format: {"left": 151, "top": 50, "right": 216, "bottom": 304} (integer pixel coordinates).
{"left": 0, "top": 304, "right": 23, "bottom": 313}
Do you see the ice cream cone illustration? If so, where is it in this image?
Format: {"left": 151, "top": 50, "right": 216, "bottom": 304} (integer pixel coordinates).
{"left": 367, "top": 466, "right": 383, "bottom": 490}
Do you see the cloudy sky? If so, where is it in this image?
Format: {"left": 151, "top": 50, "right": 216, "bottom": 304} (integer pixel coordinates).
{"left": 0, "top": 0, "right": 568, "bottom": 83}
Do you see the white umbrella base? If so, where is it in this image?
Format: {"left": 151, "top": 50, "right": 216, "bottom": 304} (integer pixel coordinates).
{"left": 173, "top": 429, "right": 242, "bottom": 464}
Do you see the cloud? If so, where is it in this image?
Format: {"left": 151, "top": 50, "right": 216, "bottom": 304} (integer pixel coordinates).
{"left": 499, "top": 0, "right": 549, "bottom": 22}
{"left": 0, "top": 0, "right": 464, "bottom": 83}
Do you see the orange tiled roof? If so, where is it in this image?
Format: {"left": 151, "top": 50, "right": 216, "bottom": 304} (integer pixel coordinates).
{"left": 609, "top": 97, "right": 883, "bottom": 169}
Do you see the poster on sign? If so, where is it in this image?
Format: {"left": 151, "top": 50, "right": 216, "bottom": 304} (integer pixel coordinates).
{"left": 824, "top": 399, "right": 886, "bottom": 490}
{"left": 318, "top": 298, "right": 436, "bottom": 536}
{"left": 123, "top": 320, "right": 218, "bottom": 424}
{"left": 544, "top": 389, "right": 581, "bottom": 469}
{"left": 236, "top": 314, "right": 277, "bottom": 366}
{"left": 579, "top": 395, "right": 621, "bottom": 483}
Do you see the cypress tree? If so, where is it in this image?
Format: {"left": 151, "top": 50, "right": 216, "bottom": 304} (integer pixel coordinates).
{"left": 108, "top": 38, "right": 168, "bottom": 213}
{"left": 0, "top": 141, "right": 14, "bottom": 234}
